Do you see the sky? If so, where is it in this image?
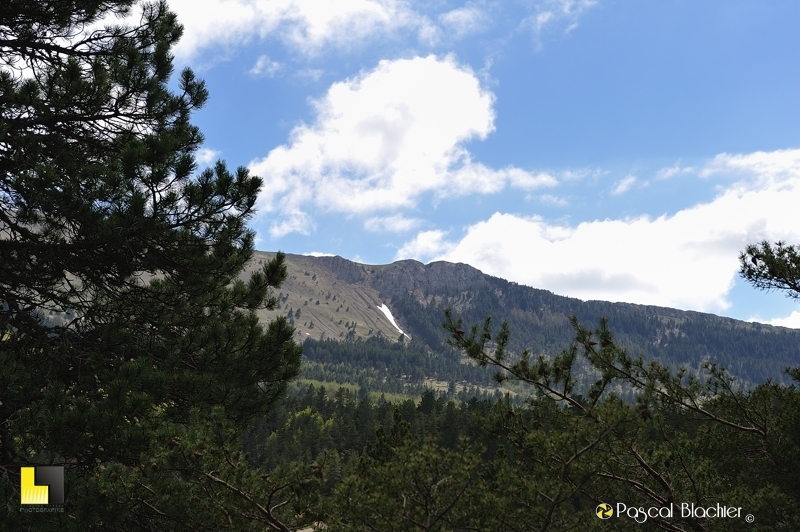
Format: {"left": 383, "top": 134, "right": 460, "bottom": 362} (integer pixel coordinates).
{"left": 158, "top": 0, "right": 799, "bottom": 327}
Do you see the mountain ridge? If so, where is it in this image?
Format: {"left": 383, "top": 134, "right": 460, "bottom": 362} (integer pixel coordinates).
{"left": 313, "top": 255, "right": 490, "bottom": 296}
{"left": 250, "top": 251, "right": 800, "bottom": 386}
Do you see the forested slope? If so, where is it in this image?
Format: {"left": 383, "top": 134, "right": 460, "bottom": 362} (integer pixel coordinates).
{"left": 256, "top": 252, "right": 800, "bottom": 386}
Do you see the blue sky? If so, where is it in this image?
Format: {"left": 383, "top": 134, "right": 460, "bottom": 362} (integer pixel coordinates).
{"left": 160, "top": 0, "right": 799, "bottom": 326}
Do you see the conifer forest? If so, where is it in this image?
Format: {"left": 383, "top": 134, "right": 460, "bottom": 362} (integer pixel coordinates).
{"left": 2, "top": 2, "right": 799, "bottom": 530}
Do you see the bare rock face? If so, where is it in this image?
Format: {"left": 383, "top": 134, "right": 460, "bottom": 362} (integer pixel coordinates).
{"left": 314, "top": 255, "right": 367, "bottom": 284}
{"left": 370, "top": 260, "right": 487, "bottom": 297}
{"left": 423, "top": 261, "right": 489, "bottom": 293}
{"left": 370, "top": 260, "right": 428, "bottom": 297}
{"left": 312, "top": 255, "right": 489, "bottom": 298}
{"left": 255, "top": 251, "right": 800, "bottom": 385}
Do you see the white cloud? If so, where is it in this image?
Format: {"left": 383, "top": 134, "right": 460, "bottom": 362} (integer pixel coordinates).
{"left": 164, "top": 0, "right": 433, "bottom": 62}
{"left": 396, "top": 230, "right": 455, "bottom": 261}
{"left": 249, "top": 55, "right": 282, "bottom": 77}
{"left": 768, "top": 310, "right": 800, "bottom": 329}
{"left": 656, "top": 163, "right": 694, "bottom": 180}
{"left": 532, "top": 11, "right": 554, "bottom": 33}
{"left": 196, "top": 148, "right": 221, "bottom": 165}
{"left": 539, "top": 194, "right": 569, "bottom": 206}
{"left": 304, "top": 251, "right": 336, "bottom": 257}
{"left": 413, "top": 149, "right": 800, "bottom": 313}
{"left": 269, "top": 210, "right": 315, "bottom": 238}
{"left": 523, "top": 0, "right": 599, "bottom": 46}
{"left": 95, "top": 0, "right": 598, "bottom": 67}
{"left": 561, "top": 167, "right": 606, "bottom": 181}
{"left": 438, "top": 6, "right": 489, "bottom": 39}
{"left": 364, "top": 214, "right": 421, "bottom": 233}
{"left": 611, "top": 175, "right": 636, "bottom": 195}
{"left": 251, "top": 55, "right": 554, "bottom": 236}
{"left": 700, "top": 149, "right": 800, "bottom": 188}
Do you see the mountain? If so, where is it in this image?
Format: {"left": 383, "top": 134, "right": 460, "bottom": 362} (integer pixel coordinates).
{"left": 249, "top": 252, "right": 800, "bottom": 387}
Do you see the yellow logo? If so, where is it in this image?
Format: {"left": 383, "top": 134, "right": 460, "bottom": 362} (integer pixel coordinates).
{"left": 596, "top": 503, "right": 614, "bottom": 519}
{"left": 21, "top": 466, "right": 64, "bottom": 505}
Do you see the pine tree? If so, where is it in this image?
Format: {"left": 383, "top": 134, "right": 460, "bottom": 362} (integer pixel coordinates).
{"left": 442, "top": 295, "right": 800, "bottom": 529}
{"left": 739, "top": 240, "right": 800, "bottom": 300}
{"left": 1, "top": 1, "right": 302, "bottom": 528}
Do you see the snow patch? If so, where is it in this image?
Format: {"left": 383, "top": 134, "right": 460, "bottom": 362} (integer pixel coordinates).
{"left": 377, "top": 303, "right": 410, "bottom": 339}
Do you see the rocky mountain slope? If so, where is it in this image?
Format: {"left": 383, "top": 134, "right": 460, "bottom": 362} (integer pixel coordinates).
{"left": 250, "top": 252, "right": 800, "bottom": 385}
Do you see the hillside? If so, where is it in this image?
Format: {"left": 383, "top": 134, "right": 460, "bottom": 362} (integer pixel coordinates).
{"left": 250, "top": 252, "right": 800, "bottom": 387}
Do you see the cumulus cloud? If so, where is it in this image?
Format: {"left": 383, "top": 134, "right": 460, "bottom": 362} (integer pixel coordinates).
{"left": 768, "top": 310, "right": 800, "bottom": 329}
{"left": 250, "top": 55, "right": 554, "bottom": 237}
{"left": 396, "top": 230, "right": 455, "bottom": 261}
{"left": 165, "top": 0, "right": 428, "bottom": 61}
{"left": 96, "top": 0, "right": 596, "bottom": 66}
{"left": 403, "top": 149, "right": 800, "bottom": 312}
{"left": 700, "top": 149, "right": 800, "bottom": 188}
{"left": 268, "top": 210, "right": 315, "bottom": 237}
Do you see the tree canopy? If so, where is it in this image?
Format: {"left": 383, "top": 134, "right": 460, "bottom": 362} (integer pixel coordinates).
{"left": 4, "top": 1, "right": 798, "bottom": 530}
{"left": 423, "top": 245, "right": 800, "bottom": 530}
{"left": 740, "top": 240, "right": 800, "bottom": 301}
{"left": 1, "top": 1, "right": 302, "bottom": 528}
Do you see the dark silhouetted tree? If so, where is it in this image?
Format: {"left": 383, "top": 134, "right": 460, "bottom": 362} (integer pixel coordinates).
{"left": 0, "top": 1, "right": 302, "bottom": 529}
